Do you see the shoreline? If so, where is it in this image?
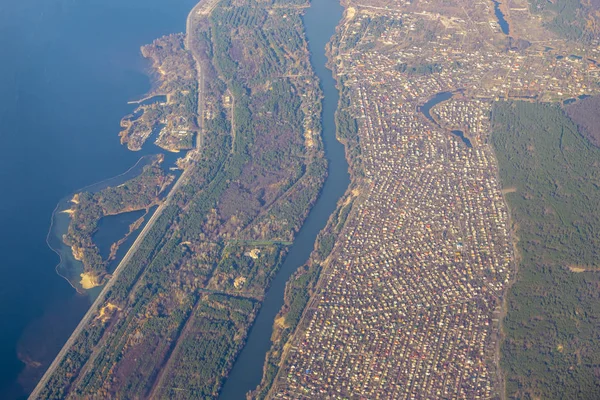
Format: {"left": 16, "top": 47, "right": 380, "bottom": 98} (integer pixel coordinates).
{"left": 45, "top": 155, "right": 155, "bottom": 293}
{"left": 126, "top": 93, "right": 166, "bottom": 105}
{"left": 261, "top": 4, "right": 357, "bottom": 395}
{"left": 262, "top": 2, "right": 517, "bottom": 397}
{"left": 222, "top": 0, "right": 354, "bottom": 396}
{"left": 28, "top": 0, "right": 205, "bottom": 396}
{"left": 31, "top": 157, "right": 193, "bottom": 399}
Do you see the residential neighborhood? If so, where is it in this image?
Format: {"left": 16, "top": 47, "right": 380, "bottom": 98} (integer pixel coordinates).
{"left": 269, "top": 0, "right": 600, "bottom": 397}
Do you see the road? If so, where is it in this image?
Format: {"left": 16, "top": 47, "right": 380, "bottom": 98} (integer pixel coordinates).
{"left": 28, "top": 1, "right": 209, "bottom": 398}
{"left": 29, "top": 157, "right": 194, "bottom": 400}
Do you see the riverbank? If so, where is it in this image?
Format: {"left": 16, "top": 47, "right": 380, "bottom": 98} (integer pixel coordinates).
{"left": 218, "top": 0, "right": 352, "bottom": 397}
{"left": 0, "top": 0, "right": 199, "bottom": 397}
{"left": 30, "top": 0, "right": 333, "bottom": 395}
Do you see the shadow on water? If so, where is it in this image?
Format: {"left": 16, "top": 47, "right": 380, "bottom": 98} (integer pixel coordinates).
{"left": 218, "top": 0, "right": 350, "bottom": 398}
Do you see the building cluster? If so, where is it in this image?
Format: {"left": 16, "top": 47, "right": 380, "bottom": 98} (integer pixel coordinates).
{"left": 270, "top": 2, "right": 600, "bottom": 398}
{"left": 431, "top": 98, "right": 491, "bottom": 145}
{"left": 273, "top": 93, "right": 512, "bottom": 397}
{"left": 346, "top": 8, "right": 598, "bottom": 103}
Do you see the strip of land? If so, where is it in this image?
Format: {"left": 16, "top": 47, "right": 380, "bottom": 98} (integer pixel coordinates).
{"left": 30, "top": 123, "right": 198, "bottom": 400}
{"left": 30, "top": 0, "right": 327, "bottom": 397}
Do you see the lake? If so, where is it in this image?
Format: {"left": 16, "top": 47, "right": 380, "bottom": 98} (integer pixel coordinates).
{"left": 420, "top": 91, "right": 453, "bottom": 122}
{"left": 0, "top": 0, "right": 196, "bottom": 397}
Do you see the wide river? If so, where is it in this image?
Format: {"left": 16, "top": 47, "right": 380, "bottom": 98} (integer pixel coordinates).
{"left": 0, "top": 0, "right": 196, "bottom": 398}
{"left": 218, "top": 0, "right": 349, "bottom": 397}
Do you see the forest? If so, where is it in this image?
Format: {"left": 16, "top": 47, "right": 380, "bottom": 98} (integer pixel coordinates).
{"left": 492, "top": 101, "right": 600, "bottom": 399}
{"left": 565, "top": 95, "right": 600, "bottom": 148}
{"left": 37, "top": 0, "right": 326, "bottom": 397}
{"left": 120, "top": 34, "right": 198, "bottom": 152}
{"left": 527, "top": 0, "right": 599, "bottom": 41}
{"left": 63, "top": 157, "right": 173, "bottom": 287}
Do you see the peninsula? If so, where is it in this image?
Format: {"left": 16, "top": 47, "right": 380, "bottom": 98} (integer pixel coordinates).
{"left": 62, "top": 156, "right": 173, "bottom": 289}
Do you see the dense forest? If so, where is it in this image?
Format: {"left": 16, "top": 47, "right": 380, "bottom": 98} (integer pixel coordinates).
{"left": 565, "top": 95, "right": 600, "bottom": 148}
{"left": 527, "top": 0, "right": 600, "bottom": 41}
{"left": 492, "top": 101, "right": 600, "bottom": 399}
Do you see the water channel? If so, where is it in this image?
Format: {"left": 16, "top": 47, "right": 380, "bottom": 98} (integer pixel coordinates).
{"left": 218, "top": 0, "right": 350, "bottom": 397}
{"left": 420, "top": 91, "right": 453, "bottom": 121}
{"left": 420, "top": 92, "right": 472, "bottom": 148}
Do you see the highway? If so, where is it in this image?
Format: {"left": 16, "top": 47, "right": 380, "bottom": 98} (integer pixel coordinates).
{"left": 28, "top": 1, "right": 209, "bottom": 398}
{"left": 29, "top": 154, "right": 194, "bottom": 399}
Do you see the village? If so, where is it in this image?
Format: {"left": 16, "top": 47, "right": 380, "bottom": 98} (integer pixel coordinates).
{"left": 269, "top": 0, "right": 600, "bottom": 397}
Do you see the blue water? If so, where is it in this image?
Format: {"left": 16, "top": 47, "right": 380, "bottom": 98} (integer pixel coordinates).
{"left": 0, "top": 0, "right": 196, "bottom": 397}
{"left": 94, "top": 209, "right": 146, "bottom": 260}
{"left": 492, "top": 0, "right": 510, "bottom": 35}
{"left": 420, "top": 93, "right": 472, "bottom": 147}
{"left": 218, "top": 0, "right": 350, "bottom": 398}
{"left": 420, "top": 91, "right": 453, "bottom": 122}
{"left": 451, "top": 130, "right": 473, "bottom": 148}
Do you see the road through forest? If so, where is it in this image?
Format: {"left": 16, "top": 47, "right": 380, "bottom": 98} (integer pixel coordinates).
{"left": 28, "top": 1, "right": 207, "bottom": 397}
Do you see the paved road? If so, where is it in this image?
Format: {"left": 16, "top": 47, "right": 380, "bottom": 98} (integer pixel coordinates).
{"left": 28, "top": 1, "right": 209, "bottom": 398}
{"left": 29, "top": 158, "right": 193, "bottom": 400}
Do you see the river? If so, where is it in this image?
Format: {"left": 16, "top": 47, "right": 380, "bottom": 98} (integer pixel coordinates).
{"left": 218, "top": 0, "right": 349, "bottom": 398}
{"left": 0, "top": 0, "right": 196, "bottom": 398}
